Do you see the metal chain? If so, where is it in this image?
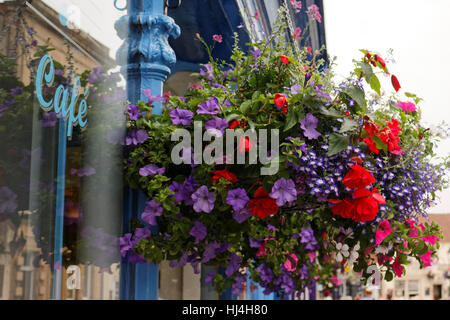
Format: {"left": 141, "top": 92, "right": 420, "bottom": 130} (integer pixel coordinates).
{"left": 282, "top": 0, "right": 300, "bottom": 57}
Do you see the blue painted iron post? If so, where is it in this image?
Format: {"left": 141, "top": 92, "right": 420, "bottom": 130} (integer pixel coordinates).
{"left": 116, "top": 0, "right": 180, "bottom": 300}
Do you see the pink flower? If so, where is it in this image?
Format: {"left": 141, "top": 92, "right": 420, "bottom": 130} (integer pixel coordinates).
{"left": 290, "top": 0, "right": 302, "bottom": 13}
{"left": 364, "top": 246, "right": 374, "bottom": 255}
{"left": 213, "top": 34, "right": 223, "bottom": 43}
{"left": 330, "top": 275, "right": 342, "bottom": 286}
{"left": 420, "top": 250, "right": 433, "bottom": 267}
{"left": 284, "top": 253, "right": 298, "bottom": 272}
{"left": 375, "top": 220, "right": 391, "bottom": 245}
{"left": 377, "top": 254, "right": 392, "bottom": 265}
{"left": 406, "top": 220, "right": 419, "bottom": 237}
{"left": 409, "top": 227, "right": 419, "bottom": 238}
{"left": 292, "top": 27, "right": 302, "bottom": 39}
{"left": 254, "top": 11, "right": 259, "bottom": 20}
{"left": 422, "top": 235, "right": 439, "bottom": 245}
{"left": 306, "top": 46, "right": 312, "bottom": 55}
{"left": 397, "top": 101, "right": 417, "bottom": 113}
{"left": 307, "top": 251, "right": 316, "bottom": 263}
{"left": 392, "top": 258, "right": 404, "bottom": 277}
{"left": 306, "top": 4, "right": 322, "bottom": 23}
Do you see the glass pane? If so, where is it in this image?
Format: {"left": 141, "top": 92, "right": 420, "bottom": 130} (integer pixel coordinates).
{"left": 0, "top": 0, "right": 125, "bottom": 300}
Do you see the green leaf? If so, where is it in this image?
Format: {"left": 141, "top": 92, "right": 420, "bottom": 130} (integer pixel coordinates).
{"left": 339, "top": 118, "right": 359, "bottom": 133}
{"left": 284, "top": 108, "right": 298, "bottom": 132}
{"left": 357, "top": 61, "right": 373, "bottom": 83}
{"left": 240, "top": 100, "right": 252, "bottom": 114}
{"left": 252, "top": 91, "right": 261, "bottom": 101}
{"left": 370, "top": 74, "right": 381, "bottom": 95}
{"left": 327, "top": 133, "right": 350, "bottom": 156}
{"left": 384, "top": 270, "right": 394, "bottom": 282}
{"left": 319, "top": 106, "right": 344, "bottom": 118}
{"left": 226, "top": 114, "right": 241, "bottom": 122}
{"left": 370, "top": 135, "right": 388, "bottom": 153}
{"left": 342, "top": 86, "right": 366, "bottom": 112}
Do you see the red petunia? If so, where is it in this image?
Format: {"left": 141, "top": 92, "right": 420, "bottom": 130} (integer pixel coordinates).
{"left": 391, "top": 75, "right": 401, "bottom": 92}
{"left": 228, "top": 120, "right": 241, "bottom": 129}
{"left": 211, "top": 170, "right": 238, "bottom": 185}
{"left": 342, "top": 164, "right": 376, "bottom": 189}
{"left": 249, "top": 187, "right": 279, "bottom": 219}
{"left": 351, "top": 188, "right": 385, "bottom": 223}
{"left": 374, "top": 54, "right": 386, "bottom": 69}
{"left": 239, "top": 136, "right": 254, "bottom": 154}
{"left": 274, "top": 93, "right": 289, "bottom": 114}
{"left": 363, "top": 137, "right": 380, "bottom": 154}
{"left": 328, "top": 199, "right": 356, "bottom": 219}
{"left": 280, "top": 55, "right": 290, "bottom": 65}
{"left": 364, "top": 121, "right": 380, "bottom": 137}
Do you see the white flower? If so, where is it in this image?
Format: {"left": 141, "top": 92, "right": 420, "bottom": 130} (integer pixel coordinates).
{"left": 346, "top": 242, "right": 360, "bottom": 267}
{"left": 374, "top": 242, "right": 393, "bottom": 255}
{"left": 335, "top": 242, "right": 349, "bottom": 262}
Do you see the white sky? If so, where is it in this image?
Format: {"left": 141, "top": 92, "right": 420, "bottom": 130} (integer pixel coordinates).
{"left": 36, "top": 0, "right": 450, "bottom": 213}
{"left": 323, "top": 0, "right": 450, "bottom": 213}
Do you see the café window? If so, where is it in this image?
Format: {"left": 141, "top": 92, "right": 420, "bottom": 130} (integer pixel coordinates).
{"left": 408, "top": 280, "right": 419, "bottom": 298}
{"left": 0, "top": 0, "right": 125, "bottom": 300}
{"left": 395, "top": 280, "right": 405, "bottom": 298}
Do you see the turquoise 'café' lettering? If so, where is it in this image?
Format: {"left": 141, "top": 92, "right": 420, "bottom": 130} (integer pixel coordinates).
{"left": 35, "top": 54, "right": 88, "bottom": 137}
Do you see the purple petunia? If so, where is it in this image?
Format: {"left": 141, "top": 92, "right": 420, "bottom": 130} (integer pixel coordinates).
{"left": 126, "top": 129, "right": 148, "bottom": 146}
{"left": 299, "top": 228, "right": 319, "bottom": 251}
{"left": 191, "top": 186, "right": 216, "bottom": 213}
{"left": 170, "top": 108, "right": 194, "bottom": 125}
{"left": 141, "top": 200, "right": 163, "bottom": 226}
{"left": 233, "top": 207, "right": 252, "bottom": 224}
{"left": 200, "top": 64, "right": 214, "bottom": 80}
{"left": 70, "top": 165, "right": 96, "bottom": 177}
{"left": 197, "top": 97, "right": 220, "bottom": 115}
{"left": 10, "top": 87, "right": 23, "bottom": 96}
{"left": 55, "top": 69, "right": 65, "bottom": 77}
{"left": 256, "top": 264, "right": 274, "bottom": 283}
{"left": 133, "top": 227, "right": 151, "bottom": 244}
{"left": 127, "top": 104, "right": 142, "bottom": 121}
{"left": 290, "top": 84, "right": 302, "bottom": 95}
{"left": 250, "top": 48, "right": 260, "bottom": 59}
{"left": 201, "top": 241, "right": 221, "bottom": 263}
{"left": 169, "top": 252, "right": 189, "bottom": 268}
{"left": 88, "top": 67, "right": 104, "bottom": 84}
{"left": 119, "top": 233, "right": 133, "bottom": 257}
{"left": 205, "top": 271, "right": 217, "bottom": 284}
{"left": 41, "top": 112, "right": 58, "bottom": 127}
{"left": 299, "top": 264, "right": 309, "bottom": 279}
{"left": 139, "top": 164, "right": 165, "bottom": 177}
{"left": 225, "top": 253, "right": 242, "bottom": 277}
{"left": 189, "top": 221, "right": 207, "bottom": 244}
{"left": 142, "top": 89, "right": 165, "bottom": 104}
{"left": 249, "top": 238, "right": 262, "bottom": 248}
{"left": 300, "top": 113, "right": 321, "bottom": 140}
{"left": 270, "top": 178, "right": 297, "bottom": 206}
{"left": 232, "top": 273, "right": 247, "bottom": 296}
{"left": 205, "top": 116, "right": 228, "bottom": 137}
{"left": 226, "top": 188, "right": 249, "bottom": 212}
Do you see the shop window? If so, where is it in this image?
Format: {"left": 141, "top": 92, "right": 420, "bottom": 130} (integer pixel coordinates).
{"left": 395, "top": 280, "right": 405, "bottom": 298}
{"left": 408, "top": 280, "right": 419, "bottom": 298}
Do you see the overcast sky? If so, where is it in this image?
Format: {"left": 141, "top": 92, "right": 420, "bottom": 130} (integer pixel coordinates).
{"left": 37, "top": 0, "right": 450, "bottom": 213}
{"left": 323, "top": 0, "right": 450, "bottom": 213}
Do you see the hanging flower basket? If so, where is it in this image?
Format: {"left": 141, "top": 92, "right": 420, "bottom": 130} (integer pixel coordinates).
{"left": 120, "top": 13, "right": 448, "bottom": 298}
